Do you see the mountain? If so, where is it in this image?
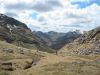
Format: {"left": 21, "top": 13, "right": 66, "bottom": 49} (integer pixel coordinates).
{"left": 60, "top": 26, "right": 100, "bottom": 55}
{"left": 0, "top": 14, "right": 100, "bottom": 75}
{"left": 0, "top": 14, "right": 54, "bottom": 53}
{"left": 33, "top": 31, "right": 81, "bottom": 50}
{"left": 51, "top": 31, "right": 81, "bottom": 49}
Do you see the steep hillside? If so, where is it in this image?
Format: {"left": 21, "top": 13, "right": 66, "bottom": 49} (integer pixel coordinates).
{"left": 0, "top": 40, "right": 44, "bottom": 75}
{"left": 33, "top": 31, "right": 53, "bottom": 47}
{"left": 0, "top": 14, "right": 54, "bottom": 53}
{"left": 33, "top": 31, "right": 81, "bottom": 50}
{"left": 52, "top": 31, "right": 81, "bottom": 49}
{"left": 60, "top": 26, "right": 100, "bottom": 56}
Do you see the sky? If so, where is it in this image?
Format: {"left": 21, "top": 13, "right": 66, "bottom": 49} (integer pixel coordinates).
{"left": 0, "top": 0, "right": 100, "bottom": 32}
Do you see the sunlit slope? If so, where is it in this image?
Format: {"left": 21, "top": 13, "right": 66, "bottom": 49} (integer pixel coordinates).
{"left": 0, "top": 40, "right": 44, "bottom": 75}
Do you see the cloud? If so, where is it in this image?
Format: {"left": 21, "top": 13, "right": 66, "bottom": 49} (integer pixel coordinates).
{"left": 32, "top": 0, "right": 62, "bottom": 12}
{"left": 5, "top": 12, "right": 17, "bottom": 17}
{"left": 5, "top": 3, "right": 33, "bottom": 10}
{"left": 46, "top": 0, "right": 62, "bottom": 7}
{"left": 32, "top": 2, "right": 53, "bottom": 12}
{"left": 3, "top": 0, "right": 62, "bottom": 12}
{"left": 0, "top": 0, "right": 100, "bottom": 32}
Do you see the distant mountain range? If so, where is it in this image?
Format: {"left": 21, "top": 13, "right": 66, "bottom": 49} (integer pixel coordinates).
{"left": 33, "top": 30, "right": 81, "bottom": 50}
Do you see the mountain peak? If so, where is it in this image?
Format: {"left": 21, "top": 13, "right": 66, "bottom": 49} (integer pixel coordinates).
{"left": 0, "top": 14, "right": 55, "bottom": 53}
{"left": 0, "top": 14, "right": 29, "bottom": 29}
{"left": 0, "top": 13, "right": 6, "bottom": 16}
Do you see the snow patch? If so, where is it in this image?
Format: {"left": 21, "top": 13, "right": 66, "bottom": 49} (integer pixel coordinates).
{"left": 7, "top": 24, "right": 13, "bottom": 33}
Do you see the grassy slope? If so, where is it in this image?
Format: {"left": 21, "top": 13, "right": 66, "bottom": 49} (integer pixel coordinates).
{"left": 10, "top": 54, "right": 100, "bottom": 75}
{"left": 0, "top": 40, "right": 100, "bottom": 75}
{"left": 0, "top": 40, "right": 44, "bottom": 75}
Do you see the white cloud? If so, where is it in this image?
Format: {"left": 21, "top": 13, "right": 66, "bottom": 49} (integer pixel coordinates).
{"left": 0, "top": 0, "right": 100, "bottom": 32}
{"left": 70, "top": 0, "right": 90, "bottom": 3}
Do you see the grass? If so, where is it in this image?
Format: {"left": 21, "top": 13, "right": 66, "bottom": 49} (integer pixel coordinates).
{"left": 9, "top": 55, "right": 100, "bottom": 75}
{"left": 0, "top": 70, "right": 9, "bottom": 75}
{"left": 42, "top": 62, "right": 100, "bottom": 75}
{"left": 0, "top": 40, "right": 100, "bottom": 75}
{"left": 0, "top": 40, "right": 44, "bottom": 74}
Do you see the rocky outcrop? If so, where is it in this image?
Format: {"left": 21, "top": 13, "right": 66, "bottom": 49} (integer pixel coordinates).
{"left": 77, "top": 26, "right": 100, "bottom": 44}
{"left": 60, "top": 26, "right": 100, "bottom": 55}
{"left": 0, "top": 59, "right": 36, "bottom": 71}
{"left": 0, "top": 61, "right": 14, "bottom": 71}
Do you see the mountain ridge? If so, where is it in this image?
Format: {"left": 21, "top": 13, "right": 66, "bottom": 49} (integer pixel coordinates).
{"left": 0, "top": 14, "right": 55, "bottom": 53}
{"left": 33, "top": 30, "right": 81, "bottom": 50}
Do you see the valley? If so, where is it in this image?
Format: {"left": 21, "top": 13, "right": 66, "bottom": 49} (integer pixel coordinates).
{"left": 0, "top": 14, "right": 100, "bottom": 75}
{"left": 33, "top": 30, "right": 81, "bottom": 50}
